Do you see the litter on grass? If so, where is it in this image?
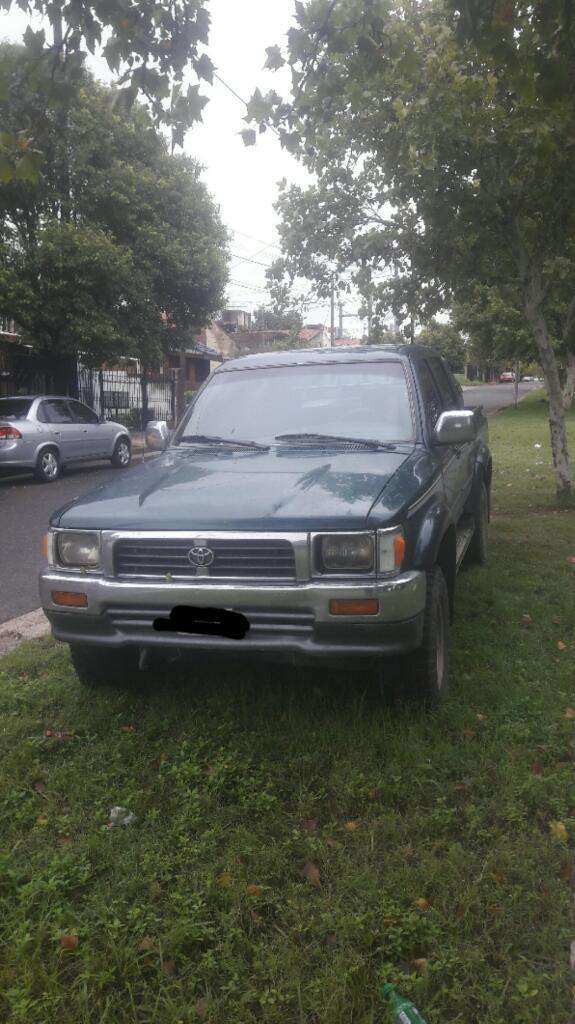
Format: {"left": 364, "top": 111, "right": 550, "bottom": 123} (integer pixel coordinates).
{"left": 109, "top": 806, "right": 137, "bottom": 827}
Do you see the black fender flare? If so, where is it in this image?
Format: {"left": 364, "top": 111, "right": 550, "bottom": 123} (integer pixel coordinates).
{"left": 465, "top": 451, "right": 492, "bottom": 517}
{"left": 412, "top": 500, "right": 457, "bottom": 617}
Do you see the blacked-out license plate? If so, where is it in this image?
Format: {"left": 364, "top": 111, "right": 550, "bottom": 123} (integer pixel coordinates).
{"left": 153, "top": 606, "right": 249, "bottom": 639}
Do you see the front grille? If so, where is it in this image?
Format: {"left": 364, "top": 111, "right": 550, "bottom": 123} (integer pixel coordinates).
{"left": 113, "top": 538, "right": 297, "bottom": 580}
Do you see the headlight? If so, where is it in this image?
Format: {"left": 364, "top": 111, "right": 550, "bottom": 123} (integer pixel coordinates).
{"left": 56, "top": 531, "right": 100, "bottom": 569}
{"left": 378, "top": 527, "right": 405, "bottom": 575}
{"left": 317, "top": 533, "right": 374, "bottom": 573}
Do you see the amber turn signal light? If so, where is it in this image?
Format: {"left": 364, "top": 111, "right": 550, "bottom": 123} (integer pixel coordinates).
{"left": 393, "top": 533, "right": 406, "bottom": 568}
{"left": 51, "top": 591, "right": 88, "bottom": 608}
{"left": 329, "top": 598, "right": 379, "bottom": 616}
{"left": 41, "top": 534, "right": 48, "bottom": 558}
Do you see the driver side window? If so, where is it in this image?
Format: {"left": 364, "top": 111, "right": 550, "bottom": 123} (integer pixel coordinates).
{"left": 417, "top": 360, "right": 443, "bottom": 427}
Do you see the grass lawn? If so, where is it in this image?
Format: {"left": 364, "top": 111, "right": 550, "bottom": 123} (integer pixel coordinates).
{"left": 0, "top": 394, "right": 574, "bottom": 1024}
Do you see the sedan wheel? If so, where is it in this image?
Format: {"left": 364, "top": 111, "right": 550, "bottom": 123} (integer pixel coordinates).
{"left": 111, "top": 438, "right": 131, "bottom": 468}
{"left": 35, "top": 448, "right": 61, "bottom": 483}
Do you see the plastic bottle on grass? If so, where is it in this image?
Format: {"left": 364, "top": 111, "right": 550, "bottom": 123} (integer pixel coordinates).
{"left": 380, "top": 983, "right": 429, "bottom": 1024}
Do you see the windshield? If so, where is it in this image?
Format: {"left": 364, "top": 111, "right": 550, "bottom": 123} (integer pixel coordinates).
{"left": 0, "top": 399, "right": 33, "bottom": 420}
{"left": 175, "top": 362, "right": 414, "bottom": 446}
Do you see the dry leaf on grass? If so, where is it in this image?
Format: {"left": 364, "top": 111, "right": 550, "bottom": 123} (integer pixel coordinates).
{"left": 300, "top": 861, "right": 321, "bottom": 887}
{"left": 344, "top": 820, "right": 360, "bottom": 832}
{"left": 302, "top": 818, "right": 317, "bottom": 832}
{"left": 217, "top": 872, "right": 233, "bottom": 888}
{"left": 557, "top": 641, "right": 567, "bottom": 651}
{"left": 60, "top": 934, "right": 79, "bottom": 951}
{"left": 521, "top": 613, "right": 533, "bottom": 627}
{"left": 549, "top": 820, "right": 568, "bottom": 842}
{"left": 413, "top": 897, "right": 431, "bottom": 911}
{"left": 162, "top": 959, "right": 175, "bottom": 975}
{"left": 121, "top": 725, "right": 136, "bottom": 733}
{"left": 411, "top": 958, "right": 428, "bottom": 974}
{"left": 245, "top": 884, "right": 262, "bottom": 897}
{"left": 531, "top": 762, "right": 543, "bottom": 776}
{"left": 195, "top": 999, "right": 208, "bottom": 1019}
{"left": 138, "top": 936, "right": 154, "bottom": 952}
{"left": 462, "top": 727, "right": 476, "bottom": 740}
{"left": 564, "top": 708, "right": 575, "bottom": 720}
{"left": 36, "top": 815, "right": 49, "bottom": 827}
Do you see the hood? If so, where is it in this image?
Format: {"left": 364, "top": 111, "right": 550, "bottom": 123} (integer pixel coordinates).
{"left": 52, "top": 445, "right": 420, "bottom": 532}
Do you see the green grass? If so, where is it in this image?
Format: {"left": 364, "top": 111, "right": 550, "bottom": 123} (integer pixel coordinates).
{"left": 1, "top": 394, "right": 574, "bottom": 1024}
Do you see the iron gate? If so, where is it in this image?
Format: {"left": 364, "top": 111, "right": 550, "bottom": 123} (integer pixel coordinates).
{"left": 77, "top": 367, "right": 177, "bottom": 430}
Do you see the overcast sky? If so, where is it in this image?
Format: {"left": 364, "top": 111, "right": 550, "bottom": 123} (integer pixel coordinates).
{"left": 0, "top": 1, "right": 364, "bottom": 334}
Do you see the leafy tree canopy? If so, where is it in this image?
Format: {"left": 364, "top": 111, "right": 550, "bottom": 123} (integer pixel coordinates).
{"left": 0, "top": 45, "right": 229, "bottom": 367}
{"left": 417, "top": 320, "right": 466, "bottom": 373}
{"left": 246, "top": 0, "right": 575, "bottom": 496}
{"left": 0, "top": 0, "right": 213, "bottom": 180}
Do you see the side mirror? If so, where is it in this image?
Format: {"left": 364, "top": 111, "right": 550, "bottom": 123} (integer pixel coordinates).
{"left": 145, "top": 420, "right": 170, "bottom": 451}
{"left": 433, "top": 410, "right": 477, "bottom": 445}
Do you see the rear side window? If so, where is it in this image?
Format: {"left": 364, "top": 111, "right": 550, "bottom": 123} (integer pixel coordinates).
{"left": 0, "top": 398, "right": 32, "bottom": 420}
{"left": 68, "top": 400, "right": 99, "bottom": 424}
{"left": 39, "top": 400, "right": 74, "bottom": 424}
{"left": 417, "top": 360, "right": 443, "bottom": 426}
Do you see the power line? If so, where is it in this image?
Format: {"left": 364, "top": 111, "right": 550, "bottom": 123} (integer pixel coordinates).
{"left": 232, "top": 228, "right": 282, "bottom": 251}
{"left": 230, "top": 252, "right": 273, "bottom": 268}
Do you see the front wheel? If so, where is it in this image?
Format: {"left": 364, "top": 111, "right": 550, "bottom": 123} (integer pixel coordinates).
{"left": 385, "top": 567, "right": 450, "bottom": 709}
{"left": 35, "top": 447, "right": 61, "bottom": 483}
{"left": 111, "top": 436, "right": 131, "bottom": 469}
{"left": 70, "top": 644, "right": 140, "bottom": 689}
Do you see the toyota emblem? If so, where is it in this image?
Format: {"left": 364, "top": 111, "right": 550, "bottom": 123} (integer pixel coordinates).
{"left": 188, "top": 545, "right": 214, "bottom": 568}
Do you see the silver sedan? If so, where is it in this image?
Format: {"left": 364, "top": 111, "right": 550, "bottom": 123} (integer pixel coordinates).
{"left": 0, "top": 395, "right": 132, "bottom": 482}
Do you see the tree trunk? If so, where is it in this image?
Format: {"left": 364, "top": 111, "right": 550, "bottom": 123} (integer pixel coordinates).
{"left": 523, "top": 275, "right": 571, "bottom": 498}
{"left": 562, "top": 350, "right": 575, "bottom": 410}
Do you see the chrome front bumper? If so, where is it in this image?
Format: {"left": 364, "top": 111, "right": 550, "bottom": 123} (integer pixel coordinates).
{"left": 40, "top": 569, "right": 427, "bottom": 659}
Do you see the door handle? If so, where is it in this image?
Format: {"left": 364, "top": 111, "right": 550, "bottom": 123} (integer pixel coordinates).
{"left": 82, "top": 429, "right": 89, "bottom": 433}
{"left": 52, "top": 430, "right": 61, "bottom": 436}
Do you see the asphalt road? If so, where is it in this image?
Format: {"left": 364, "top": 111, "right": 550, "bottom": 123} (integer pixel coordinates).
{"left": 0, "top": 381, "right": 541, "bottom": 626}
{"left": 0, "top": 455, "right": 150, "bottom": 624}
{"left": 463, "top": 380, "right": 540, "bottom": 414}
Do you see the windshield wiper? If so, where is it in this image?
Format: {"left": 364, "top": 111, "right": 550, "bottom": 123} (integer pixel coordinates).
{"left": 178, "top": 433, "right": 269, "bottom": 450}
{"left": 275, "top": 432, "right": 399, "bottom": 450}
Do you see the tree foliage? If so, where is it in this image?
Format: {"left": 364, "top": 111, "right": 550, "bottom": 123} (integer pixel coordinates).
{"left": 0, "top": 45, "right": 228, "bottom": 366}
{"left": 0, "top": 0, "right": 213, "bottom": 180}
{"left": 417, "top": 321, "right": 467, "bottom": 373}
{"left": 247, "top": 0, "right": 575, "bottom": 496}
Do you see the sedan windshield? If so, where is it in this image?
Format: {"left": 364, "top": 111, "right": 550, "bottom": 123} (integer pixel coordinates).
{"left": 174, "top": 361, "right": 414, "bottom": 446}
{"left": 0, "top": 398, "right": 33, "bottom": 420}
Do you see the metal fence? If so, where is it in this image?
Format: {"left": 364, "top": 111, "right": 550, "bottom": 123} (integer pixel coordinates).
{"left": 77, "top": 367, "right": 177, "bottom": 430}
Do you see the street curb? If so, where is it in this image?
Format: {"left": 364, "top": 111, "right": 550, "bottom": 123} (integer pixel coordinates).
{"left": 0, "top": 608, "right": 50, "bottom": 657}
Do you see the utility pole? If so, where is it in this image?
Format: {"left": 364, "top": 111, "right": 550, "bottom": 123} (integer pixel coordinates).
{"left": 338, "top": 301, "right": 343, "bottom": 341}
{"left": 367, "top": 293, "right": 373, "bottom": 342}
{"left": 330, "top": 285, "right": 335, "bottom": 347}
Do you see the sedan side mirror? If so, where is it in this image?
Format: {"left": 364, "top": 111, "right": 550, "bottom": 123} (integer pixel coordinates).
{"left": 433, "top": 410, "right": 477, "bottom": 445}
{"left": 145, "top": 420, "right": 171, "bottom": 451}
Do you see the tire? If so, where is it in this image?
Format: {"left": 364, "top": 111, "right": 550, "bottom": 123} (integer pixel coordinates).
{"left": 69, "top": 643, "right": 140, "bottom": 689}
{"left": 34, "top": 447, "right": 61, "bottom": 483}
{"left": 111, "top": 436, "right": 131, "bottom": 469}
{"left": 466, "top": 481, "right": 489, "bottom": 565}
{"left": 386, "top": 566, "right": 450, "bottom": 709}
